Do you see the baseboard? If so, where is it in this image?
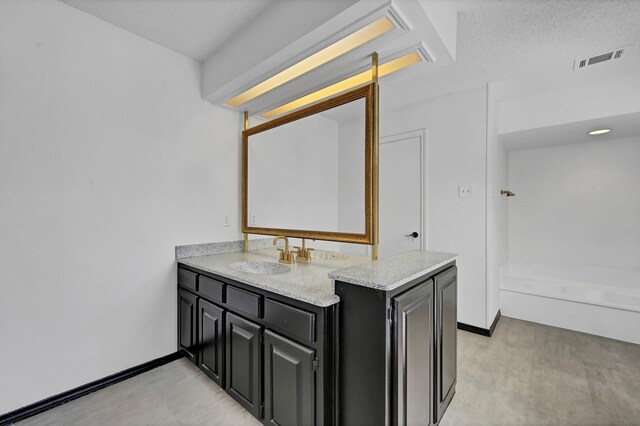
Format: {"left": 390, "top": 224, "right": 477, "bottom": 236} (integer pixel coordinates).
{"left": 0, "top": 351, "right": 183, "bottom": 425}
{"left": 457, "top": 310, "right": 501, "bottom": 337}
{"left": 457, "top": 322, "right": 491, "bottom": 336}
{"left": 489, "top": 309, "right": 502, "bottom": 335}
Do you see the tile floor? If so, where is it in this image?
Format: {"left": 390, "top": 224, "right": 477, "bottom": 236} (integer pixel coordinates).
{"left": 441, "top": 317, "right": 640, "bottom": 426}
{"left": 17, "top": 317, "right": 640, "bottom": 425}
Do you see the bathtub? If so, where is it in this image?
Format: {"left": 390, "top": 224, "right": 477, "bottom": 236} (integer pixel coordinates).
{"left": 500, "top": 260, "right": 640, "bottom": 343}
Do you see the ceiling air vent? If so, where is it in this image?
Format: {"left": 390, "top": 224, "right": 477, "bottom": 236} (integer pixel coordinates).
{"left": 574, "top": 46, "right": 629, "bottom": 71}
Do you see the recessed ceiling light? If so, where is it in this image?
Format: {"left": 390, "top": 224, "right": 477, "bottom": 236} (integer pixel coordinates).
{"left": 224, "top": 16, "right": 395, "bottom": 108}
{"left": 261, "top": 51, "right": 423, "bottom": 118}
{"left": 588, "top": 129, "right": 612, "bottom": 135}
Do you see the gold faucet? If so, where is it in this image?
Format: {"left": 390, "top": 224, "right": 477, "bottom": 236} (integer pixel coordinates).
{"left": 294, "top": 238, "right": 314, "bottom": 262}
{"left": 273, "top": 236, "right": 295, "bottom": 264}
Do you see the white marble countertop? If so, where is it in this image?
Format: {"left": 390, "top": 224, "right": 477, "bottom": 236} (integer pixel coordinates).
{"left": 328, "top": 250, "right": 458, "bottom": 291}
{"left": 177, "top": 247, "right": 369, "bottom": 307}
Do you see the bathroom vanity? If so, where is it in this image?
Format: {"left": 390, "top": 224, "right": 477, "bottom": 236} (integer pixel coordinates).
{"left": 176, "top": 242, "right": 457, "bottom": 425}
{"left": 179, "top": 56, "right": 460, "bottom": 426}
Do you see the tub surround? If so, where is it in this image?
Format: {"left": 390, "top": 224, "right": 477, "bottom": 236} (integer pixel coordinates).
{"left": 500, "top": 259, "right": 640, "bottom": 344}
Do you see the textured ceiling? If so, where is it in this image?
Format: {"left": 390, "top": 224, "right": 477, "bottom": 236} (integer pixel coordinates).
{"left": 381, "top": 0, "right": 640, "bottom": 108}
{"left": 60, "top": 0, "right": 276, "bottom": 61}
{"left": 500, "top": 112, "right": 640, "bottom": 151}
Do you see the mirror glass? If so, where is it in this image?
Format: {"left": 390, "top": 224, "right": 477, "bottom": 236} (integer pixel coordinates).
{"left": 246, "top": 90, "right": 370, "bottom": 241}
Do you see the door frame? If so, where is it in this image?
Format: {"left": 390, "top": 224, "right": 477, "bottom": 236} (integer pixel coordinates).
{"left": 372, "top": 128, "right": 428, "bottom": 255}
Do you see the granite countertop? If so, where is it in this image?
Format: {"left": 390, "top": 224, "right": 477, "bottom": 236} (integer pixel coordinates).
{"left": 328, "top": 250, "right": 458, "bottom": 291}
{"left": 176, "top": 240, "right": 457, "bottom": 306}
{"left": 177, "top": 247, "right": 370, "bottom": 307}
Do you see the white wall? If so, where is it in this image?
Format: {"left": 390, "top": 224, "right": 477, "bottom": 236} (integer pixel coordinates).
{"left": 498, "top": 73, "right": 640, "bottom": 135}
{"left": 508, "top": 136, "right": 640, "bottom": 271}
{"left": 0, "top": 0, "right": 243, "bottom": 414}
{"left": 379, "top": 86, "right": 489, "bottom": 328}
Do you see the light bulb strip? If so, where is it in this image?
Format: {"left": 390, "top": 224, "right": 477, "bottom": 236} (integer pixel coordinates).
{"left": 225, "top": 16, "right": 394, "bottom": 108}
{"left": 260, "top": 51, "right": 422, "bottom": 119}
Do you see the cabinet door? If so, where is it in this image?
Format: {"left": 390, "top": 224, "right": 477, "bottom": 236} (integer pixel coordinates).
{"left": 264, "top": 330, "right": 315, "bottom": 426}
{"left": 392, "top": 280, "right": 434, "bottom": 426}
{"left": 198, "top": 298, "right": 224, "bottom": 386}
{"left": 178, "top": 289, "right": 198, "bottom": 364}
{"left": 226, "top": 312, "right": 262, "bottom": 419}
{"left": 435, "top": 267, "right": 457, "bottom": 423}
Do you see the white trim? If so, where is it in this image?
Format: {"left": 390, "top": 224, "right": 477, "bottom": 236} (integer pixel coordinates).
{"left": 501, "top": 287, "right": 640, "bottom": 313}
{"left": 209, "top": 1, "right": 395, "bottom": 106}
{"left": 484, "top": 83, "right": 491, "bottom": 329}
{"left": 253, "top": 44, "right": 431, "bottom": 117}
{"left": 416, "top": 42, "right": 436, "bottom": 63}
{"left": 387, "top": 2, "right": 413, "bottom": 31}
{"left": 371, "top": 128, "right": 428, "bottom": 256}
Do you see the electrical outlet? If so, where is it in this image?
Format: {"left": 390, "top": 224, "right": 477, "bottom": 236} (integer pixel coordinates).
{"left": 223, "top": 214, "right": 230, "bottom": 227}
{"left": 250, "top": 214, "right": 256, "bottom": 225}
{"left": 458, "top": 185, "right": 472, "bottom": 198}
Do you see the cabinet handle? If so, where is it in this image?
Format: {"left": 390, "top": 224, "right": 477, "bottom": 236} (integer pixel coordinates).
{"left": 405, "top": 232, "right": 419, "bottom": 238}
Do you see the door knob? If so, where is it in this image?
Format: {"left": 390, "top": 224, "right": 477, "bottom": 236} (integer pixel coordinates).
{"left": 405, "top": 232, "right": 419, "bottom": 238}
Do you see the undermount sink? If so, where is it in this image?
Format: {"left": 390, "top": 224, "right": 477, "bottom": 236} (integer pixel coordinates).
{"left": 229, "top": 261, "right": 291, "bottom": 275}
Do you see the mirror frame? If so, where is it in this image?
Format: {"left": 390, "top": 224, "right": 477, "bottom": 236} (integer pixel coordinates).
{"left": 242, "top": 83, "right": 375, "bottom": 244}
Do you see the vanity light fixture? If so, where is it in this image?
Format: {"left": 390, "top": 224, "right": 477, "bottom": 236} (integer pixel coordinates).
{"left": 224, "top": 16, "right": 395, "bottom": 108}
{"left": 261, "top": 51, "right": 422, "bottom": 118}
{"left": 588, "top": 128, "right": 612, "bottom": 135}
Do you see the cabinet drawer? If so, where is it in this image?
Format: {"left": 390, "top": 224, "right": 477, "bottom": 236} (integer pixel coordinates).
{"left": 178, "top": 268, "right": 197, "bottom": 292}
{"left": 264, "top": 298, "right": 316, "bottom": 342}
{"left": 227, "top": 286, "right": 262, "bottom": 318}
{"left": 199, "top": 276, "right": 224, "bottom": 303}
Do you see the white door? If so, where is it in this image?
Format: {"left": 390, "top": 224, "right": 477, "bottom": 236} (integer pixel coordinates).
{"left": 378, "top": 131, "right": 425, "bottom": 258}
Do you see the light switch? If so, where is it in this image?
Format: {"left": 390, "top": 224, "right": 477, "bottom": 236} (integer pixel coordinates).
{"left": 223, "top": 214, "right": 230, "bottom": 227}
{"left": 458, "top": 185, "right": 472, "bottom": 198}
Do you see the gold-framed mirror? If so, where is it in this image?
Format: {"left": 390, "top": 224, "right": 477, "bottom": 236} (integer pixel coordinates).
{"left": 242, "top": 83, "right": 375, "bottom": 244}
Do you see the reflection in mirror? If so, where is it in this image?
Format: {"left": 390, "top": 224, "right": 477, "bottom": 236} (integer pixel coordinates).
{"left": 247, "top": 97, "right": 366, "bottom": 236}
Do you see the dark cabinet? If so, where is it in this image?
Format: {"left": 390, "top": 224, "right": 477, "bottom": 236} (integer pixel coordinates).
{"left": 264, "top": 330, "right": 316, "bottom": 426}
{"left": 178, "top": 268, "right": 197, "bottom": 292}
{"left": 226, "top": 312, "right": 262, "bottom": 419}
{"left": 199, "top": 275, "right": 224, "bottom": 304}
{"left": 392, "top": 280, "right": 434, "bottom": 426}
{"left": 336, "top": 262, "right": 457, "bottom": 426}
{"left": 227, "top": 285, "right": 263, "bottom": 318}
{"left": 178, "top": 289, "right": 198, "bottom": 364}
{"left": 434, "top": 267, "right": 457, "bottom": 423}
{"left": 198, "top": 298, "right": 225, "bottom": 386}
{"left": 264, "top": 298, "right": 316, "bottom": 343}
{"left": 177, "top": 264, "right": 350, "bottom": 426}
